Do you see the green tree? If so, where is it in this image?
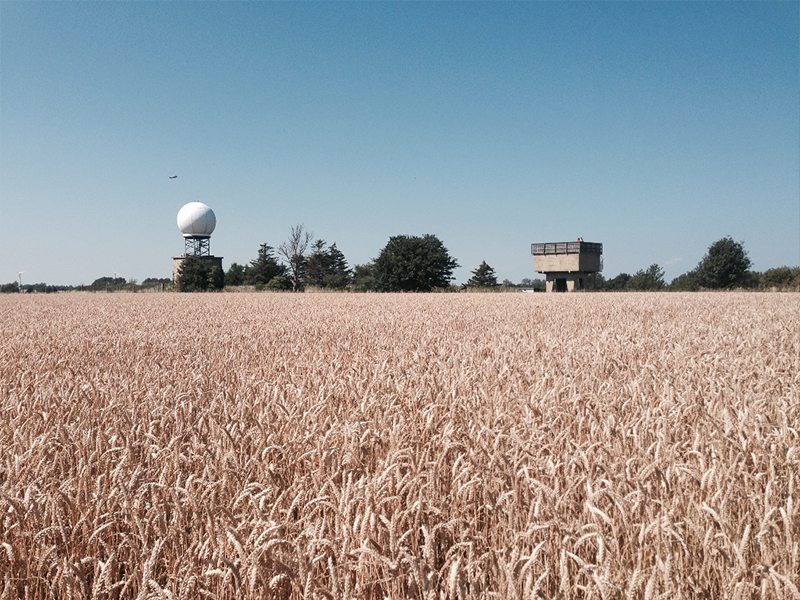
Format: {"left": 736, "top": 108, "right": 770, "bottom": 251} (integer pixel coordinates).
{"left": 245, "top": 244, "right": 286, "bottom": 286}
{"left": 306, "top": 240, "right": 352, "bottom": 289}
{"left": 209, "top": 266, "right": 225, "bottom": 290}
{"left": 265, "top": 276, "right": 292, "bottom": 291}
{"left": 467, "top": 261, "right": 498, "bottom": 288}
{"left": 626, "top": 264, "right": 665, "bottom": 291}
{"left": 352, "top": 263, "right": 379, "bottom": 292}
{"left": 582, "top": 273, "right": 605, "bottom": 291}
{"left": 669, "top": 269, "right": 700, "bottom": 291}
{"left": 177, "top": 257, "right": 217, "bottom": 292}
{"left": 374, "top": 234, "right": 459, "bottom": 292}
{"left": 0, "top": 281, "right": 19, "bottom": 293}
{"left": 741, "top": 271, "right": 761, "bottom": 289}
{"left": 225, "top": 263, "right": 246, "bottom": 287}
{"left": 695, "top": 237, "right": 753, "bottom": 289}
{"left": 760, "top": 266, "right": 800, "bottom": 290}
{"left": 306, "top": 239, "right": 332, "bottom": 288}
{"left": 603, "top": 273, "right": 631, "bottom": 291}
{"left": 90, "top": 276, "right": 126, "bottom": 291}
{"left": 324, "top": 243, "right": 352, "bottom": 289}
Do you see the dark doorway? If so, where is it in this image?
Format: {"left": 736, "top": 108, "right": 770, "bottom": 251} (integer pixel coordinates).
{"left": 555, "top": 278, "right": 567, "bottom": 292}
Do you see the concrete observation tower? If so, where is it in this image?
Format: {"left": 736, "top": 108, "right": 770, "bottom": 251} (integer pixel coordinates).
{"left": 531, "top": 239, "right": 603, "bottom": 292}
{"left": 173, "top": 202, "right": 223, "bottom": 282}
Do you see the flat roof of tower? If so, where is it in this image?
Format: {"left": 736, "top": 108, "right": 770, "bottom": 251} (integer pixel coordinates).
{"left": 531, "top": 241, "right": 603, "bottom": 255}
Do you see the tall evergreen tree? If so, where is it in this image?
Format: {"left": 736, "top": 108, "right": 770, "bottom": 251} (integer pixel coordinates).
{"left": 245, "top": 244, "right": 286, "bottom": 286}
{"left": 306, "top": 239, "right": 334, "bottom": 288}
{"left": 467, "top": 261, "right": 499, "bottom": 288}
{"left": 306, "top": 240, "right": 352, "bottom": 289}
{"left": 323, "top": 243, "right": 352, "bottom": 289}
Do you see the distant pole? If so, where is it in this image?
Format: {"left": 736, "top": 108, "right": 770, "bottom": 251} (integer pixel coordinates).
{"left": 17, "top": 271, "right": 24, "bottom": 291}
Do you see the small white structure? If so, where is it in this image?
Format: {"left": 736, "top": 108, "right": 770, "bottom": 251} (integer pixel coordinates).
{"left": 173, "top": 202, "right": 223, "bottom": 282}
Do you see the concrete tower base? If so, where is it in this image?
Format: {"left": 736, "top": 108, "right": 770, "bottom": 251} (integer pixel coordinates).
{"left": 544, "top": 272, "right": 587, "bottom": 292}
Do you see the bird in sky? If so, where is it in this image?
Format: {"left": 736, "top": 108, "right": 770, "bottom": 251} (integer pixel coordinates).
{"left": 169, "top": 175, "right": 178, "bottom": 179}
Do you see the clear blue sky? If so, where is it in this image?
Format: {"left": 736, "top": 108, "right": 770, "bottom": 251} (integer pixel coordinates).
{"left": 1, "top": 2, "right": 798, "bottom": 286}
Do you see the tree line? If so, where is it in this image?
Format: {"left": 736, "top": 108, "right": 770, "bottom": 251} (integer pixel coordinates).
{"left": 175, "top": 231, "right": 798, "bottom": 293}
{"left": 0, "top": 278, "right": 174, "bottom": 294}
{"left": 594, "top": 237, "right": 800, "bottom": 292}
{"left": 177, "top": 226, "right": 460, "bottom": 292}
{"left": 3, "top": 233, "right": 798, "bottom": 293}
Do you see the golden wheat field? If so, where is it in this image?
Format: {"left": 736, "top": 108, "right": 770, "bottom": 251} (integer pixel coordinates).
{"left": 1, "top": 292, "right": 798, "bottom": 600}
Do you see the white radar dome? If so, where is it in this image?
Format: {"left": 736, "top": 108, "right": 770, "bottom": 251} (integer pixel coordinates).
{"left": 177, "top": 202, "right": 216, "bottom": 238}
